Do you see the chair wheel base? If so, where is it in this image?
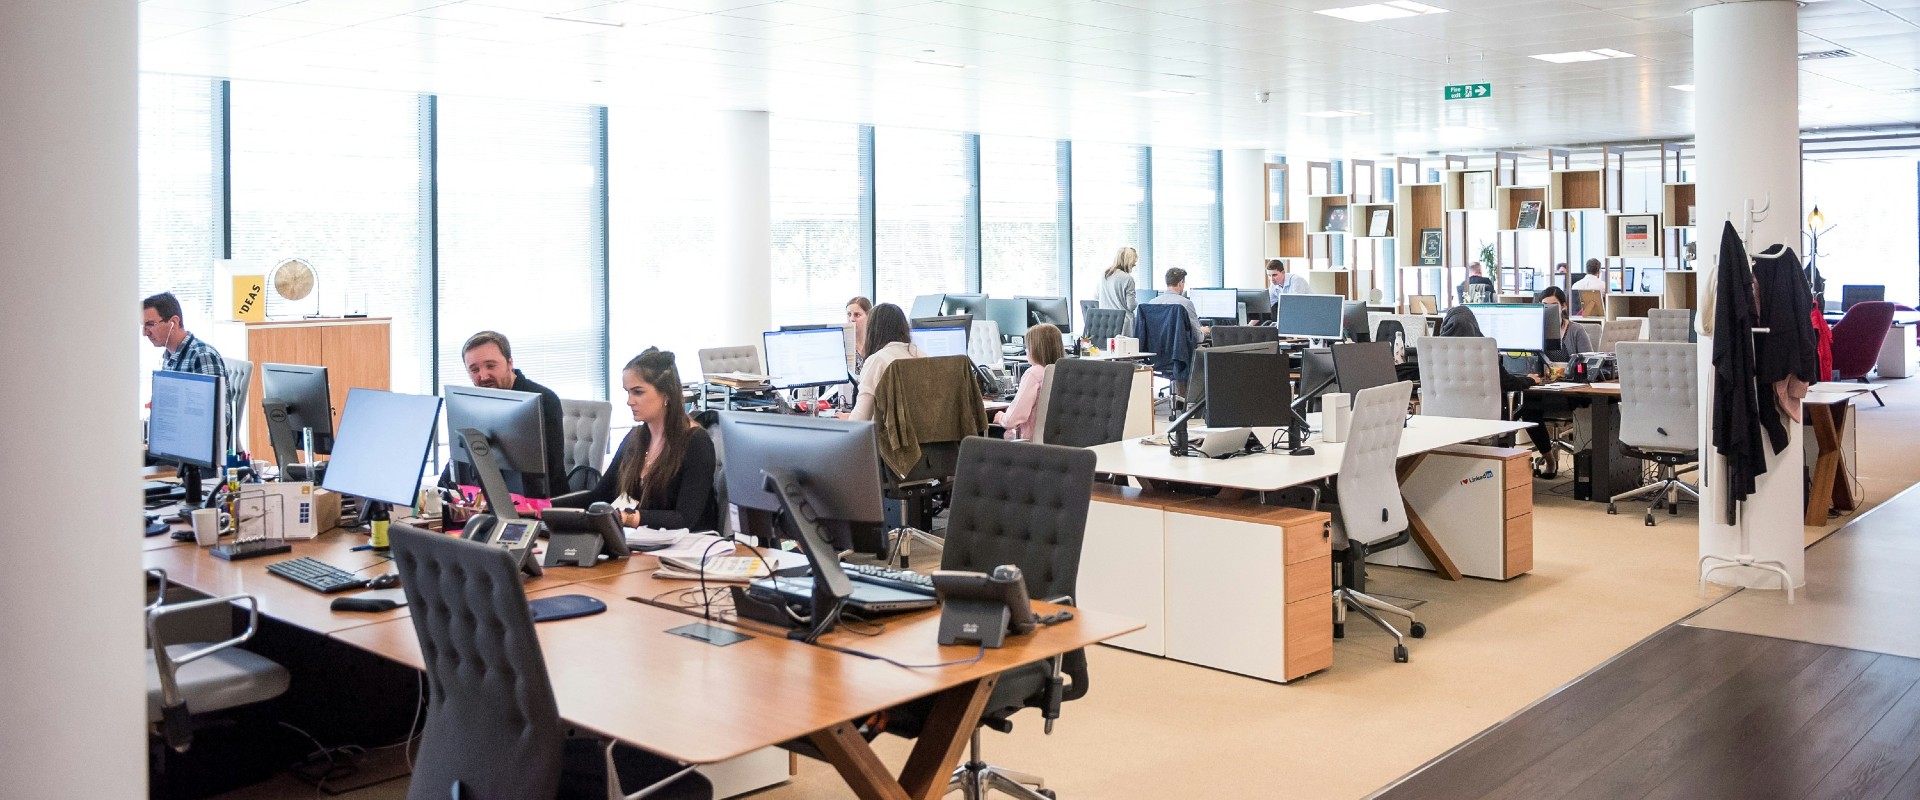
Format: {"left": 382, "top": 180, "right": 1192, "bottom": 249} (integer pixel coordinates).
{"left": 1410, "top": 622, "right": 1427, "bottom": 639}
{"left": 1394, "top": 645, "right": 1409, "bottom": 663}
{"left": 1039, "top": 790, "right": 1057, "bottom": 799}
{"left": 1607, "top": 503, "right": 1617, "bottom": 515}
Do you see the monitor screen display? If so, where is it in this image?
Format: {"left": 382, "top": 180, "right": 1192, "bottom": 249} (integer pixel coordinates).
{"left": 1467, "top": 304, "right": 1547, "bottom": 352}
{"left": 1190, "top": 288, "right": 1240, "bottom": 320}
{"left": 322, "top": 389, "right": 443, "bottom": 507}
{"left": 149, "top": 370, "right": 221, "bottom": 468}
{"left": 1275, "top": 294, "right": 1345, "bottom": 338}
{"left": 763, "top": 328, "right": 853, "bottom": 389}
{"left": 984, "top": 298, "right": 1030, "bottom": 340}
{"left": 910, "top": 326, "right": 969, "bottom": 358}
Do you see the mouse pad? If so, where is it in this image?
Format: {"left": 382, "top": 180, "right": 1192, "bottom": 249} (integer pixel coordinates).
{"left": 529, "top": 594, "right": 607, "bottom": 623}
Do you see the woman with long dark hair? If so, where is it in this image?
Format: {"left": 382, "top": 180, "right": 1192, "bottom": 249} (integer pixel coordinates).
{"left": 847, "top": 303, "right": 925, "bottom": 422}
{"left": 552, "top": 348, "right": 717, "bottom": 531}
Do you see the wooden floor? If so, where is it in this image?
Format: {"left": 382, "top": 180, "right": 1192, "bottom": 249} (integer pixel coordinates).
{"left": 1374, "top": 625, "right": 1920, "bottom": 800}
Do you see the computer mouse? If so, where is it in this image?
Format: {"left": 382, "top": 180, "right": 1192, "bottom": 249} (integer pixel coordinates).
{"left": 367, "top": 573, "right": 401, "bottom": 590}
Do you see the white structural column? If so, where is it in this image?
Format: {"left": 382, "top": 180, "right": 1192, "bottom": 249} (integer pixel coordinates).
{"left": 1221, "top": 149, "right": 1269, "bottom": 290}
{"left": 1693, "top": 0, "right": 1806, "bottom": 589}
{"left": 0, "top": 0, "right": 147, "bottom": 794}
{"left": 715, "top": 110, "right": 774, "bottom": 346}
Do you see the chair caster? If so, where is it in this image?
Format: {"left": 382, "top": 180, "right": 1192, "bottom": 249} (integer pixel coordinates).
{"left": 1038, "top": 790, "right": 1057, "bottom": 799}
{"left": 1607, "top": 503, "right": 1618, "bottom": 515}
{"left": 1644, "top": 513, "right": 1656, "bottom": 527}
{"left": 1669, "top": 502, "right": 1679, "bottom": 515}
{"left": 1393, "top": 645, "right": 1409, "bottom": 663}
{"left": 1410, "top": 622, "right": 1427, "bottom": 638}
{"left": 1333, "top": 622, "right": 1345, "bottom": 639}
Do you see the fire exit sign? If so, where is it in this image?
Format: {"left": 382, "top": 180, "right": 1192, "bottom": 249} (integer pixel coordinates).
{"left": 1444, "top": 83, "right": 1492, "bottom": 100}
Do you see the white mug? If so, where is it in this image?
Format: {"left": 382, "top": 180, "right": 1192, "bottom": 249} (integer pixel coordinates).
{"left": 191, "top": 507, "right": 222, "bottom": 546}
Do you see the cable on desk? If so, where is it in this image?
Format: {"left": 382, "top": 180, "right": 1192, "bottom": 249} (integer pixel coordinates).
{"left": 813, "top": 640, "right": 988, "bottom": 670}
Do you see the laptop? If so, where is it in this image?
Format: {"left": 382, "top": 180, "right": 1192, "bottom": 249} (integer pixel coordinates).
{"left": 747, "top": 576, "right": 938, "bottom": 615}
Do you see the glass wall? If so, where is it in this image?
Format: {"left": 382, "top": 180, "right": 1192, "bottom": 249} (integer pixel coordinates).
{"left": 981, "top": 135, "right": 1067, "bottom": 299}
{"left": 1151, "top": 147, "right": 1222, "bottom": 288}
{"left": 138, "top": 74, "right": 219, "bottom": 385}
{"left": 875, "top": 127, "right": 975, "bottom": 306}
{"left": 1804, "top": 157, "right": 1919, "bottom": 307}
{"left": 1071, "top": 143, "right": 1151, "bottom": 299}
{"left": 770, "top": 119, "right": 866, "bottom": 327}
{"left": 607, "top": 113, "right": 718, "bottom": 383}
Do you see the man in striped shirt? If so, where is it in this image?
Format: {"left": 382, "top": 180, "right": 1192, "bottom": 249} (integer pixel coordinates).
{"left": 142, "top": 291, "right": 225, "bottom": 378}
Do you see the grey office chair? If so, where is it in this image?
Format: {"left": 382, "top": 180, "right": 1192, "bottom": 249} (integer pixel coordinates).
{"left": 1321, "top": 381, "right": 1425, "bottom": 663}
{"left": 1599, "top": 318, "right": 1646, "bottom": 353}
{"left": 1645, "top": 308, "right": 1692, "bottom": 343}
{"left": 969, "top": 319, "right": 1005, "bottom": 367}
{"left": 1414, "top": 336, "right": 1501, "bottom": 420}
{"left": 1209, "top": 325, "right": 1280, "bottom": 347}
{"left": 1040, "top": 357, "right": 1134, "bottom": 448}
{"left": 391, "top": 525, "right": 711, "bottom": 800}
{"left": 558, "top": 398, "right": 612, "bottom": 493}
{"left": 1023, "top": 364, "right": 1058, "bottom": 443}
{"left": 224, "top": 358, "right": 253, "bottom": 452}
{"left": 1575, "top": 321, "right": 1603, "bottom": 351}
{"left": 1082, "top": 308, "right": 1126, "bottom": 347}
{"left": 1609, "top": 342, "right": 1700, "bottom": 526}
{"left": 144, "top": 569, "right": 289, "bottom": 754}
{"left": 697, "top": 345, "right": 761, "bottom": 378}
{"left": 880, "top": 437, "right": 1098, "bottom": 800}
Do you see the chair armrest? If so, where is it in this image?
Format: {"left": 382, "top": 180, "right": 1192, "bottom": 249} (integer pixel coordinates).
{"left": 148, "top": 593, "right": 261, "bottom": 751}
{"left": 602, "top": 740, "right": 700, "bottom": 800}
{"left": 146, "top": 568, "right": 168, "bottom": 612}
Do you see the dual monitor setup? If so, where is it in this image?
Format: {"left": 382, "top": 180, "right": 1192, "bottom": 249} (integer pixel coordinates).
{"left": 760, "top": 296, "right": 1069, "bottom": 393}
{"left": 909, "top": 293, "right": 1073, "bottom": 344}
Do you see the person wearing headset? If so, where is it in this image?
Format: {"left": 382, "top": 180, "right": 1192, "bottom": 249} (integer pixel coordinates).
{"left": 142, "top": 291, "right": 227, "bottom": 378}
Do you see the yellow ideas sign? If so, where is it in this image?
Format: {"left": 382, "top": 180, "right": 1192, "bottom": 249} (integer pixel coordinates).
{"left": 232, "top": 275, "right": 266, "bottom": 322}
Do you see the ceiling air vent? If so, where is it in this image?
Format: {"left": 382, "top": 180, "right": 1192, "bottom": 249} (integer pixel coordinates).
{"left": 1798, "top": 49, "right": 1854, "bottom": 60}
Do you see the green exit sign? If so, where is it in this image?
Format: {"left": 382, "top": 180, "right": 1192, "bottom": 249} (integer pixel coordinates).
{"left": 1445, "top": 83, "right": 1492, "bottom": 100}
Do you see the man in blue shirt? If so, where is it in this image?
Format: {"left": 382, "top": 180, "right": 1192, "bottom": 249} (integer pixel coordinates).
{"left": 142, "top": 291, "right": 225, "bottom": 378}
{"left": 1266, "top": 259, "right": 1310, "bottom": 310}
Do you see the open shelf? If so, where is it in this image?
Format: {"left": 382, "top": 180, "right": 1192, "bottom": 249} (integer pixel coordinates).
{"left": 1496, "top": 186, "right": 1549, "bottom": 232}
{"left": 1306, "top": 194, "right": 1352, "bottom": 235}
{"left": 1263, "top": 220, "right": 1307, "bottom": 259}
{"left": 1306, "top": 269, "right": 1353, "bottom": 299}
{"left": 1348, "top": 202, "right": 1395, "bottom": 238}
{"left": 1549, "top": 169, "right": 1607, "bottom": 212}
{"left": 1442, "top": 169, "right": 1496, "bottom": 212}
{"left": 1663, "top": 269, "right": 1698, "bottom": 310}
{"left": 1662, "top": 182, "right": 1697, "bottom": 228}
{"left": 1604, "top": 212, "right": 1664, "bottom": 258}
{"left": 1394, "top": 183, "right": 1445, "bottom": 269}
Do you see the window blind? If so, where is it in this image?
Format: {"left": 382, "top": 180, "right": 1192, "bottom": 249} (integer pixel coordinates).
{"left": 981, "top": 135, "right": 1067, "bottom": 298}
{"left": 1071, "top": 143, "right": 1150, "bottom": 298}
{"left": 606, "top": 112, "right": 718, "bottom": 385}
{"left": 1152, "top": 147, "right": 1223, "bottom": 288}
{"left": 770, "top": 118, "right": 865, "bottom": 327}
{"left": 874, "top": 126, "right": 975, "bottom": 305}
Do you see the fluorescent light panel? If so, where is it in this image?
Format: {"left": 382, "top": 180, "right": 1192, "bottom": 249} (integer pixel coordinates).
{"left": 544, "top": 14, "right": 624, "bottom": 27}
{"left": 1530, "top": 48, "right": 1634, "bottom": 63}
{"left": 1303, "top": 109, "right": 1369, "bottom": 117}
{"left": 1315, "top": 2, "right": 1446, "bottom": 22}
{"left": 1670, "top": 84, "right": 1695, "bottom": 92}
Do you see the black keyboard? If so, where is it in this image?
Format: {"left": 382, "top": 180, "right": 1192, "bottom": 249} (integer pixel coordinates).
{"left": 209, "top": 538, "right": 292, "bottom": 561}
{"left": 267, "top": 557, "right": 367, "bottom": 593}
{"left": 840, "top": 562, "right": 937, "bottom": 597}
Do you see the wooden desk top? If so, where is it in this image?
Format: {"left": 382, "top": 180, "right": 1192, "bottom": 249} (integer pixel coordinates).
{"left": 333, "top": 570, "right": 1140, "bottom": 765}
{"left": 1527, "top": 382, "right": 1621, "bottom": 398}
{"left": 241, "top": 316, "right": 392, "bottom": 328}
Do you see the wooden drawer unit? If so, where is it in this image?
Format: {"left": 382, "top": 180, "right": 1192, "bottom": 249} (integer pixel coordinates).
{"left": 1389, "top": 444, "right": 1535, "bottom": 580}
{"left": 1163, "top": 498, "right": 1333, "bottom": 683}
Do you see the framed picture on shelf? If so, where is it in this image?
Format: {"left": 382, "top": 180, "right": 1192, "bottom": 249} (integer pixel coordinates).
{"left": 1516, "top": 200, "right": 1543, "bottom": 230}
{"left": 1324, "top": 205, "right": 1348, "bottom": 232}
{"left": 1367, "top": 208, "right": 1391, "bottom": 237}
{"left": 1618, "top": 214, "right": 1657, "bottom": 257}
{"left": 1465, "top": 172, "right": 1492, "bottom": 210}
{"left": 1418, "top": 228, "right": 1443, "bottom": 266}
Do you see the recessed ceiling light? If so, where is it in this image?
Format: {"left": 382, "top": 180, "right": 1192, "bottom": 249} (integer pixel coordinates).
{"left": 1670, "top": 84, "right": 1695, "bottom": 92}
{"left": 882, "top": 58, "right": 976, "bottom": 72}
{"left": 912, "top": 58, "right": 972, "bottom": 69}
{"left": 1530, "top": 49, "right": 1634, "bottom": 63}
{"left": 1128, "top": 88, "right": 1201, "bottom": 98}
{"left": 1303, "top": 109, "right": 1369, "bottom": 118}
{"left": 544, "top": 14, "right": 624, "bottom": 27}
{"left": 1315, "top": 1, "right": 1446, "bottom": 22}
{"left": 1799, "top": 49, "right": 1854, "bottom": 60}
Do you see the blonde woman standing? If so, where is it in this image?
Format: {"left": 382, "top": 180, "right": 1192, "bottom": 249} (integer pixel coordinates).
{"left": 1097, "top": 246, "right": 1139, "bottom": 314}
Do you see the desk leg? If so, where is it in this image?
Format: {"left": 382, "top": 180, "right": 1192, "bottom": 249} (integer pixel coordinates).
{"left": 805, "top": 676, "right": 997, "bottom": 800}
{"left": 1832, "top": 403, "right": 1858, "bottom": 513}
{"left": 1396, "top": 454, "right": 1462, "bottom": 581}
{"left": 809, "top": 723, "right": 909, "bottom": 800}
{"left": 1806, "top": 403, "right": 1844, "bottom": 527}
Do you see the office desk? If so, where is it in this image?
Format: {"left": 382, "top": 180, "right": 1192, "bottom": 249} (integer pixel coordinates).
{"left": 1087, "top": 416, "right": 1526, "bottom": 493}
{"left": 1526, "top": 382, "right": 1639, "bottom": 502}
{"left": 334, "top": 573, "right": 1139, "bottom": 800}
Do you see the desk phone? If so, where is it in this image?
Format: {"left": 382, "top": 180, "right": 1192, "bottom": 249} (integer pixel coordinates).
{"left": 462, "top": 513, "right": 545, "bottom": 578}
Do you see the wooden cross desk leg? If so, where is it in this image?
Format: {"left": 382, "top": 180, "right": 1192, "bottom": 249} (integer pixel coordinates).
{"left": 1804, "top": 403, "right": 1856, "bottom": 527}
{"left": 808, "top": 676, "right": 998, "bottom": 800}
{"left": 1395, "top": 453, "right": 1462, "bottom": 581}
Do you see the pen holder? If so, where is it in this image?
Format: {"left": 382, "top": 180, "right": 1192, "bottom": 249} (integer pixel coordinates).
{"left": 1322, "top": 393, "right": 1351, "bottom": 443}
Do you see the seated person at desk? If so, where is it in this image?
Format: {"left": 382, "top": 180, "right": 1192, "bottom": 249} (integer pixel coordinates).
{"left": 1537, "top": 287, "right": 1594, "bottom": 356}
{"left": 142, "top": 291, "right": 225, "bottom": 377}
{"left": 1459, "top": 264, "right": 1495, "bottom": 300}
{"left": 551, "top": 348, "right": 717, "bottom": 532}
{"left": 846, "top": 295, "right": 872, "bottom": 360}
{"left": 452, "top": 330, "right": 567, "bottom": 497}
{"left": 847, "top": 303, "right": 926, "bottom": 422}
{"left": 1147, "top": 267, "right": 1209, "bottom": 345}
{"left": 1571, "top": 258, "right": 1607, "bottom": 293}
{"left": 996, "top": 323, "right": 1065, "bottom": 440}
{"left": 1437, "top": 306, "right": 1540, "bottom": 395}
{"left": 1267, "top": 259, "right": 1310, "bottom": 308}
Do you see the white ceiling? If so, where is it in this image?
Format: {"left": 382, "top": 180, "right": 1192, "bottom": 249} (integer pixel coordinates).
{"left": 138, "top": 0, "right": 1920, "bottom": 156}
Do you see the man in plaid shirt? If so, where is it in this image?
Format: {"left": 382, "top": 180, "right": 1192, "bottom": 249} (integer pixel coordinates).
{"left": 141, "top": 291, "right": 226, "bottom": 378}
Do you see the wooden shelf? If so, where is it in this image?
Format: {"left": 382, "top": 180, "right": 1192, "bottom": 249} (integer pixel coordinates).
{"left": 1442, "top": 169, "right": 1496, "bottom": 212}
{"left": 1662, "top": 182, "right": 1697, "bottom": 228}
{"left": 1263, "top": 220, "right": 1307, "bottom": 259}
{"left": 1394, "top": 183, "right": 1445, "bottom": 269}
{"left": 1663, "top": 269, "right": 1698, "bottom": 310}
{"left": 1306, "top": 269, "right": 1353, "bottom": 299}
{"left": 1604, "top": 212, "right": 1664, "bottom": 258}
{"left": 1349, "top": 202, "right": 1395, "bottom": 238}
{"left": 1496, "top": 186, "right": 1549, "bottom": 232}
{"left": 1306, "top": 194, "right": 1352, "bottom": 235}
{"left": 1549, "top": 169, "right": 1607, "bottom": 212}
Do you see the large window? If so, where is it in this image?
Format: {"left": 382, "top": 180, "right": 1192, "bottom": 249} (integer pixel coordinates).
{"left": 875, "top": 127, "right": 975, "bottom": 305}
{"left": 981, "top": 136, "right": 1066, "bottom": 298}
{"left": 1151, "top": 147, "right": 1222, "bottom": 288}
{"left": 435, "top": 98, "right": 606, "bottom": 402}
{"left": 607, "top": 113, "right": 718, "bottom": 385}
{"left": 229, "top": 82, "right": 430, "bottom": 392}
{"left": 1804, "top": 157, "right": 1920, "bottom": 306}
{"left": 138, "top": 74, "right": 219, "bottom": 362}
{"left": 1071, "top": 143, "right": 1150, "bottom": 300}
{"left": 770, "top": 119, "right": 866, "bottom": 326}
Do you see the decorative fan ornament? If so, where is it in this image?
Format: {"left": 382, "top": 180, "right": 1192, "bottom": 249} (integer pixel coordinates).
{"left": 272, "top": 258, "right": 317, "bottom": 302}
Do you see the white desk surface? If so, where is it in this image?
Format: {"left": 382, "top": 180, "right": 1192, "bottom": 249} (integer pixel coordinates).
{"left": 1088, "top": 415, "right": 1529, "bottom": 492}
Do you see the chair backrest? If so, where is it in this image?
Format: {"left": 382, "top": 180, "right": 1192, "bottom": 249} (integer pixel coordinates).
{"left": 968, "top": 319, "right": 1003, "bottom": 368}
{"left": 1083, "top": 308, "right": 1126, "bottom": 345}
{"left": 698, "top": 345, "right": 761, "bottom": 379}
{"left": 392, "top": 524, "right": 565, "bottom": 800}
{"left": 1599, "top": 318, "right": 1646, "bottom": 352}
{"left": 1615, "top": 342, "right": 1699, "bottom": 453}
{"left": 1337, "top": 381, "right": 1414, "bottom": 546}
{"left": 224, "top": 358, "right": 253, "bottom": 449}
{"left": 557, "top": 398, "right": 611, "bottom": 487}
{"left": 1041, "top": 358, "right": 1134, "bottom": 448}
{"left": 1209, "top": 325, "right": 1280, "bottom": 347}
{"left": 1832, "top": 300, "right": 1899, "bottom": 379}
{"left": 1135, "top": 303, "right": 1194, "bottom": 380}
{"left": 693, "top": 409, "right": 731, "bottom": 536}
{"left": 1575, "top": 321, "right": 1603, "bottom": 350}
{"left": 1575, "top": 290, "right": 1604, "bottom": 317}
{"left": 1645, "top": 308, "right": 1692, "bottom": 342}
{"left": 1027, "top": 364, "right": 1057, "bottom": 443}
{"left": 941, "top": 437, "right": 1098, "bottom": 601}
{"left": 1414, "top": 336, "right": 1501, "bottom": 420}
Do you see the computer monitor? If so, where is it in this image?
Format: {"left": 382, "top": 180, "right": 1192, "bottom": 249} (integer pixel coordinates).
{"left": 1542, "top": 303, "right": 1563, "bottom": 349}
{"left": 321, "top": 388, "right": 443, "bottom": 509}
{"left": 1842, "top": 284, "right": 1885, "bottom": 311}
{"left": 763, "top": 328, "right": 853, "bottom": 389}
{"left": 911, "top": 314, "right": 971, "bottom": 337}
{"left": 910, "top": 326, "right": 970, "bottom": 358}
{"left": 1298, "top": 347, "right": 1337, "bottom": 402}
{"left": 1465, "top": 304, "right": 1547, "bottom": 352}
{"left": 718, "top": 412, "right": 883, "bottom": 554}
{"left": 1138, "top": 288, "right": 1160, "bottom": 304}
{"left": 1237, "top": 290, "right": 1273, "bottom": 320}
{"left": 1341, "top": 301, "right": 1371, "bottom": 342}
{"left": 1275, "top": 293, "right": 1345, "bottom": 338}
{"left": 1332, "top": 341, "right": 1398, "bottom": 399}
{"left": 941, "top": 293, "right": 988, "bottom": 318}
{"left": 984, "top": 298, "right": 1030, "bottom": 342}
{"left": 909, "top": 294, "right": 946, "bottom": 319}
{"left": 1186, "top": 341, "right": 1279, "bottom": 409}
{"left": 259, "top": 362, "right": 333, "bottom": 470}
{"left": 778, "top": 323, "right": 839, "bottom": 331}
{"left": 1204, "top": 351, "right": 1292, "bottom": 428}
{"left": 1191, "top": 288, "right": 1240, "bottom": 322}
{"left": 149, "top": 370, "right": 223, "bottom": 473}
{"left": 445, "top": 385, "right": 552, "bottom": 508}
{"left": 1018, "top": 295, "right": 1073, "bottom": 335}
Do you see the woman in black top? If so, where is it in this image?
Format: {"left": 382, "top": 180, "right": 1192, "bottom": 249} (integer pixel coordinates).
{"left": 553, "top": 348, "right": 717, "bottom": 531}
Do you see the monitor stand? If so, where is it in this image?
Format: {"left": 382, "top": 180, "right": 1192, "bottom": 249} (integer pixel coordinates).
{"left": 456, "top": 428, "right": 522, "bottom": 522}
{"left": 262, "top": 400, "right": 301, "bottom": 475}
